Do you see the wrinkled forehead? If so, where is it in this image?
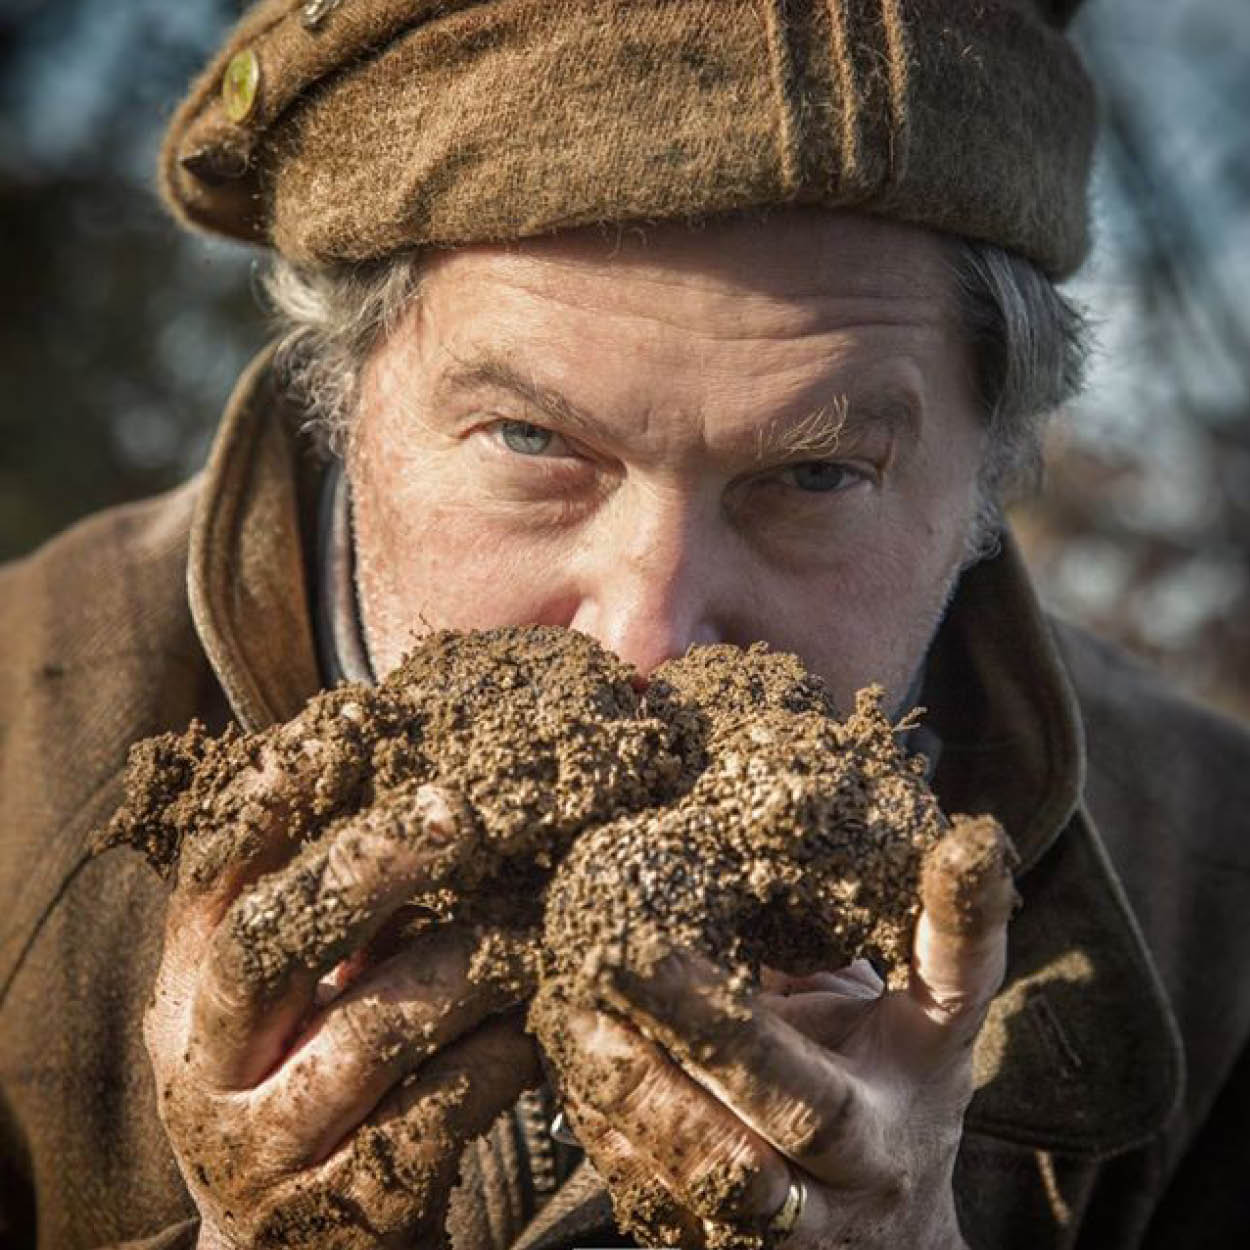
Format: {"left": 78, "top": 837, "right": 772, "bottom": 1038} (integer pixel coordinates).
{"left": 363, "top": 208, "right": 973, "bottom": 456}
{"left": 418, "top": 209, "right": 957, "bottom": 327}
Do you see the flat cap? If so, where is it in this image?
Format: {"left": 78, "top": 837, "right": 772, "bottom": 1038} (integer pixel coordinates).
{"left": 161, "top": 0, "right": 1096, "bottom": 278}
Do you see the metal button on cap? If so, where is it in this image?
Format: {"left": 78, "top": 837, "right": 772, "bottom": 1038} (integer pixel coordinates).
{"left": 222, "top": 48, "right": 260, "bottom": 123}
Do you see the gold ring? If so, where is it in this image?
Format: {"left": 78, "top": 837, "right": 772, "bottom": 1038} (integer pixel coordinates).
{"left": 768, "top": 1174, "right": 807, "bottom": 1238}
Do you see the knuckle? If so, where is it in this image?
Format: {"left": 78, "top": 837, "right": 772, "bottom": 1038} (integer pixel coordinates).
{"left": 332, "top": 991, "right": 412, "bottom": 1064}
{"left": 683, "top": 1132, "right": 774, "bottom": 1219}
{"left": 189, "top": 961, "right": 267, "bottom": 1078}
{"left": 350, "top": 1117, "right": 441, "bottom": 1201}
{"left": 924, "top": 986, "right": 984, "bottom": 1024}
{"left": 237, "top": 1075, "right": 327, "bottom": 1177}
{"left": 322, "top": 829, "right": 377, "bottom": 899}
{"left": 565, "top": 1099, "right": 613, "bottom": 1153}
{"left": 252, "top": 1115, "right": 318, "bottom": 1177}
{"left": 561, "top": 1010, "right": 653, "bottom": 1111}
{"left": 205, "top": 916, "right": 265, "bottom": 1005}
{"left": 141, "top": 1003, "right": 158, "bottom": 1055}
{"left": 218, "top": 859, "right": 331, "bottom": 994}
{"left": 201, "top": 1097, "right": 297, "bottom": 1192}
{"left": 611, "top": 1047, "right": 679, "bottom": 1121}
{"left": 776, "top": 1083, "right": 858, "bottom": 1161}
{"left": 321, "top": 821, "right": 419, "bottom": 906}
{"left": 141, "top": 986, "right": 183, "bottom": 1074}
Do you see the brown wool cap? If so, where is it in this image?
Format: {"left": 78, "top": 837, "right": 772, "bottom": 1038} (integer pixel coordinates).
{"left": 161, "top": 0, "right": 1096, "bottom": 278}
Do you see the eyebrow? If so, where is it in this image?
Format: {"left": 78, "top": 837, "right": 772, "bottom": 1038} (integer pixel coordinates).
{"left": 439, "top": 355, "right": 601, "bottom": 437}
{"left": 753, "top": 394, "right": 920, "bottom": 463}
{"left": 440, "top": 351, "right": 920, "bottom": 463}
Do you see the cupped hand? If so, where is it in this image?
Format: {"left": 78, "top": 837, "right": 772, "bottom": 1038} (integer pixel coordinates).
{"left": 549, "top": 817, "right": 1017, "bottom": 1249}
{"left": 143, "top": 716, "right": 540, "bottom": 1250}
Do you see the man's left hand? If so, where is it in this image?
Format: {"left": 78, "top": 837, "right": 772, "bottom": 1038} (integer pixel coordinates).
{"left": 554, "top": 818, "right": 1016, "bottom": 1248}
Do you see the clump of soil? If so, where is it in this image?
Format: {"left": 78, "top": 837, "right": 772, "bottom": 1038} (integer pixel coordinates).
{"left": 103, "top": 626, "right": 975, "bottom": 1248}
{"left": 104, "top": 628, "right": 689, "bottom": 994}
{"left": 531, "top": 645, "right": 953, "bottom": 1250}
{"left": 105, "top": 627, "right": 685, "bottom": 882}
{"left": 546, "top": 645, "right": 945, "bottom": 994}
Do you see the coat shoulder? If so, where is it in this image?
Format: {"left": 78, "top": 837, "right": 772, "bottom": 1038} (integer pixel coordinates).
{"left": 0, "top": 485, "right": 213, "bottom": 1242}
{"left": 0, "top": 477, "right": 217, "bottom": 818}
{"left": 0, "top": 478, "right": 205, "bottom": 689}
{"left": 0, "top": 480, "right": 222, "bottom": 993}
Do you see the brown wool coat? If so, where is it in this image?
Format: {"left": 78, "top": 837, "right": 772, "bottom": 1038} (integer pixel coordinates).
{"left": 2, "top": 355, "right": 1249, "bottom": 1249}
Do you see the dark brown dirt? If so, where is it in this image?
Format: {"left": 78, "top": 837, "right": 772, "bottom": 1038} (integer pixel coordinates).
{"left": 544, "top": 646, "right": 946, "bottom": 996}
{"left": 102, "top": 626, "right": 985, "bottom": 1248}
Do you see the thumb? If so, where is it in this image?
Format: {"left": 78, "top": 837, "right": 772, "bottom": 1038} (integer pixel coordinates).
{"left": 906, "top": 815, "right": 1019, "bottom": 1046}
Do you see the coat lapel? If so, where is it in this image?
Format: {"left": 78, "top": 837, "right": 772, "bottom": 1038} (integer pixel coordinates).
{"left": 923, "top": 537, "right": 1183, "bottom": 1154}
{"left": 966, "top": 801, "right": 1184, "bottom": 1153}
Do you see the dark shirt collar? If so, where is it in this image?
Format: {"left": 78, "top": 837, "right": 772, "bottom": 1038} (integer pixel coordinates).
{"left": 314, "top": 457, "right": 374, "bottom": 688}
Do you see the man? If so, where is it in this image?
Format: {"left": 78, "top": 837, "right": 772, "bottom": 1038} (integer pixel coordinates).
{"left": 1, "top": 1, "right": 1248, "bottom": 1247}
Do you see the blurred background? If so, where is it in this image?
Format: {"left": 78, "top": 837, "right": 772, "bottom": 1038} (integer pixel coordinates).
{"left": 2, "top": 0, "right": 1248, "bottom": 719}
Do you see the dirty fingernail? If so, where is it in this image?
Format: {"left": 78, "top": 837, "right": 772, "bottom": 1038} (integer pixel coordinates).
{"left": 413, "top": 783, "right": 469, "bottom": 845}
{"left": 921, "top": 815, "right": 1019, "bottom": 938}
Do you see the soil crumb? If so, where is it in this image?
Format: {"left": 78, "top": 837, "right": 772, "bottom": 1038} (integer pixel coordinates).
{"left": 102, "top": 626, "right": 993, "bottom": 1247}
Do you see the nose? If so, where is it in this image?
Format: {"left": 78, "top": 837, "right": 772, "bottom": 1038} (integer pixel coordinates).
{"left": 567, "top": 489, "right": 724, "bottom": 678}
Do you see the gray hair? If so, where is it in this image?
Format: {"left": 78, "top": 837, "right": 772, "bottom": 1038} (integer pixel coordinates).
{"left": 264, "top": 255, "right": 424, "bottom": 459}
{"left": 264, "top": 235, "right": 1088, "bottom": 556}
{"left": 949, "top": 239, "right": 1088, "bottom": 559}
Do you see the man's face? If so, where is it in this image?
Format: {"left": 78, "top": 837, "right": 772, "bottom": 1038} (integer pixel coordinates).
{"left": 349, "top": 209, "right": 985, "bottom": 713}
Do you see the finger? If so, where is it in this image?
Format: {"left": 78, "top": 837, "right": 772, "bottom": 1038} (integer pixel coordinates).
{"left": 563, "top": 1093, "right": 714, "bottom": 1246}
{"left": 761, "top": 958, "right": 884, "bottom": 999}
{"left": 253, "top": 1012, "right": 541, "bottom": 1249}
{"left": 173, "top": 692, "right": 378, "bottom": 919}
{"left": 191, "top": 783, "right": 472, "bottom": 1087}
{"left": 758, "top": 960, "right": 884, "bottom": 1048}
{"left": 314, "top": 902, "right": 436, "bottom": 1004}
{"left": 555, "top": 1001, "right": 791, "bottom": 1228}
{"left": 896, "top": 814, "right": 1018, "bottom": 1054}
{"left": 162, "top": 697, "right": 383, "bottom": 993}
{"left": 759, "top": 988, "right": 880, "bottom": 1052}
{"left": 253, "top": 924, "right": 517, "bottom": 1165}
{"left": 596, "top": 956, "right": 891, "bottom": 1187}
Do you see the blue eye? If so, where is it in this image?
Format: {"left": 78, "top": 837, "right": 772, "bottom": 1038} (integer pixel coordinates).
{"left": 500, "top": 420, "right": 553, "bottom": 455}
{"left": 788, "top": 461, "right": 852, "bottom": 492}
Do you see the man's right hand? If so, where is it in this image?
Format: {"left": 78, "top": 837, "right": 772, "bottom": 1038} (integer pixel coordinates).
{"left": 143, "top": 711, "right": 540, "bottom": 1249}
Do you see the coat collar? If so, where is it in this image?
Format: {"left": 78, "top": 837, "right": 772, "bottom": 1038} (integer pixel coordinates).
{"left": 922, "top": 534, "right": 1086, "bottom": 874}
{"left": 188, "top": 346, "right": 323, "bottom": 732}
{"left": 190, "top": 354, "right": 1184, "bottom": 1235}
